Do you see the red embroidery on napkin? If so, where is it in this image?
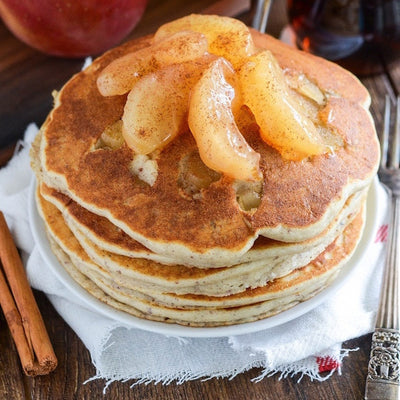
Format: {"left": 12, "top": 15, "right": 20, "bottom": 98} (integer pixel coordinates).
{"left": 316, "top": 356, "right": 340, "bottom": 373}
{"left": 374, "top": 224, "right": 388, "bottom": 243}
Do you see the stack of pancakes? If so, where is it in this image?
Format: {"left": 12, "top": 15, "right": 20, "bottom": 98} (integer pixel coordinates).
{"left": 30, "top": 17, "right": 379, "bottom": 327}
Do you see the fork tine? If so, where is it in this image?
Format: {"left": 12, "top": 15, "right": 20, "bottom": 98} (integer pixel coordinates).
{"left": 252, "top": 0, "right": 272, "bottom": 33}
{"left": 396, "top": 95, "right": 400, "bottom": 165}
{"left": 380, "top": 95, "right": 391, "bottom": 169}
{"left": 389, "top": 96, "right": 400, "bottom": 168}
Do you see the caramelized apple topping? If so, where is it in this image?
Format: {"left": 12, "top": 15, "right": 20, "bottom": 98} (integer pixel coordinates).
{"left": 233, "top": 179, "right": 263, "bottom": 211}
{"left": 97, "top": 30, "right": 208, "bottom": 96}
{"left": 239, "top": 50, "right": 330, "bottom": 161}
{"left": 122, "top": 55, "right": 216, "bottom": 154}
{"left": 286, "top": 72, "right": 326, "bottom": 106}
{"left": 153, "top": 14, "right": 256, "bottom": 68}
{"left": 178, "top": 150, "right": 221, "bottom": 197}
{"left": 188, "top": 58, "right": 262, "bottom": 182}
{"left": 94, "top": 120, "right": 124, "bottom": 150}
{"left": 100, "top": 120, "right": 124, "bottom": 149}
{"left": 98, "top": 14, "right": 337, "bottom": 183}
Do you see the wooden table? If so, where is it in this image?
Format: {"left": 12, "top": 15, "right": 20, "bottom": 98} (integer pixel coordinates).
{"left": 0, "top": 1, "right": 398, "bottom": 398}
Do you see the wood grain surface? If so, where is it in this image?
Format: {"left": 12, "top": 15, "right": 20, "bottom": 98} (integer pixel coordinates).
{"left": 0, "top": 0, "right": 398, "bottom": 398}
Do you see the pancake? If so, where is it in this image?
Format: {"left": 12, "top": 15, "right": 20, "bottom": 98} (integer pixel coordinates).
{"left": 30, "top": 14, "right": 379, "bottom": 327}
{"left": 43, "top": 200, "right": 366, "bottom": 326}
{"left": 36, "top": 17, "right": 379, "bottom": 266}
{"left": 39, "top": 180, "right": 366, "bottom": 269}
{"left": 36, "top": 185, "right": 366, "bottom": 296}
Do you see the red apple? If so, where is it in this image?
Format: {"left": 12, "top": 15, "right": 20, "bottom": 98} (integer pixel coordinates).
{"left": 0, "top": 0, "right": 148, "bottom": 57}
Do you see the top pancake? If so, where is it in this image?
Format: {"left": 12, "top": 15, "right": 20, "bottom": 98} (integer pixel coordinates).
{"left": 38, "top": 24, "right": 379, "bottom": 265}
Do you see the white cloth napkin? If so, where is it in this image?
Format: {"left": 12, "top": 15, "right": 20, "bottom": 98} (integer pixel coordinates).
{"left": 0, "top": 124, "right": 388, "bottom": 386}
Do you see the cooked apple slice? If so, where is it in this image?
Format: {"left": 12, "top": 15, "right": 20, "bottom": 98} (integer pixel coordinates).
{"left": 295, "top": 74, "right": 325, "bottom": 106}
{"left": 99, "top": 120, "right": 124, "bottom": 149}
{"left": 239, "top": 51, "right": 330, "bottom": 161}
{"left": 97, "top": 30, "right": 208, "bottom": 96}
{"left": 122, "top": 56, "right": 215, "bottom": 154}
{"left": 188, "top": 58, "right": 262, "bottom": 182}
{"left": 178, "top": 150, "right": 221, "bottom": 196}
{"left": 154, "top": 14, "right": 255, "bottom": 68}
{"left": 285, "top": 72, "right": 326, "bottom": 106}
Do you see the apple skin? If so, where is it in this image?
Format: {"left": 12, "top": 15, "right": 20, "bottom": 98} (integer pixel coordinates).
{"left": 0, "top": 0, "right": 148, "bottom": 57}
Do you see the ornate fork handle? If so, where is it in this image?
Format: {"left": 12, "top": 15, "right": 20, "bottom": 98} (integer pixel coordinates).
{"left": 365, "top": 193, "right": 400, "bottom": 399}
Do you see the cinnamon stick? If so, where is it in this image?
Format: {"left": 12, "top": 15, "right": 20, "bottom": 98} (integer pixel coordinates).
{"left": 0, "top": 211, "right": 57, "bottom": 376}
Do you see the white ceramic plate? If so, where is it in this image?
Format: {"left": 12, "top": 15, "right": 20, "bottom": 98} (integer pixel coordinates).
{"left": 29, "top": 178, "right": 379, "bottom": 338}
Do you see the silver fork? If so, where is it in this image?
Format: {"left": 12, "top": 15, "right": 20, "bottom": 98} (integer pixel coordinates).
{"left": 365, "top": 95, "right": 400, "bottom": 400}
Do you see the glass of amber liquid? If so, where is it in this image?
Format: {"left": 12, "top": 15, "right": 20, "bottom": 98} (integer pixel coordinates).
{"left": 287, "top": 0, "right": 400, "bottom": 76}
